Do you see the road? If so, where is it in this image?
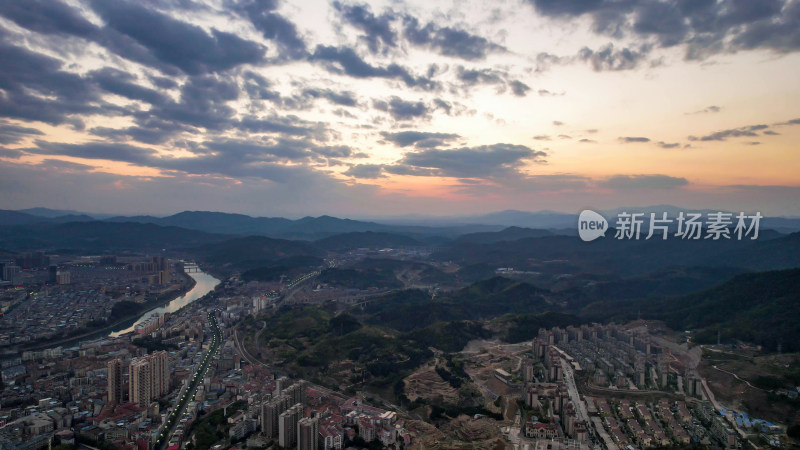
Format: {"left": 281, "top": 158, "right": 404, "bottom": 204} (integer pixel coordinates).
{"left": 155, "top": 310, "right": 222, "bottom": 449}
{"left": 560, "top": 358, "right": 589, "bottom": 423}
{"left": 711, "top": 364, "right": 767, "bottom": 391}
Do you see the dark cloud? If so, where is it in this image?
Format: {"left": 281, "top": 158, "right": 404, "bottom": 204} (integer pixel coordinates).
{"left": 301, "top": 88, "right": 358, "bottom": 107}
{"left": 310, "top": 45, "right": 438, "bottom": 90}
{"left": 578, "top": 43, "right": 652, "bottom": 71}
{"left": 392, "top": 143, "right": 546, "bottom": 179}
{"left": 333, "top": 2, "right": 397, "bottom": 54}
{"left": 579, "top": 138, "right": 597, "bottom": 143}
{"left": 39, "top": 158, "right": 94, "bottom": 172}
{"left": 89, "top": 68, "right": 170, "bottom": 106}
{"left": 241, "top": 71, "right": 283, "bottom": 105}
{"left": 20, "top": 136, "right": 352, "bottom": 183}
{"left": 619, "top": 136, "right": 650, "bottom": 143}
{"left": 380, "top": 131, "right": 461, "bottom": 148}
{"left": 688, "top": 105, "right": 721, "bottom": 114}
{"left": 776, "top": 118, "right": 800, "bottom": 126}
{"left": 239, "top": 0, "right": 307, "bottom": 60}
{"left": 533, "top": 135, "right": 551, "bottom": 141}
{"left": 656, "top": 141, "right": 681, "bottom": 149}
{"left": 237, "top": 114, "right": 326, "bottom": 137}
{"left": 26, "top": 141, "right": 159, "bottom": 166}
{"left": 0, "top": 148, "right": 24, "bottom": 159}
{"left": 142, "top": 75, "right": 238, "bottom": 131}
{"left": 0, "top": 42, "right": 103, "bottom": 127}
{"left": 402, "top": 16, "right": 505, "bottom": 60}
{"left": 601, "top": 174, "right": 689, "bottom": 189}
{"left": 526, "top": 0, "right": 800, "bottom": 61}
{"left": 372, "top": 97, "right": 430, "bottom": 121}
{"left": 553, "top": 121, "right": 564, "bottom": 126}
{"left": 509, "top": 80, "right": 531, "bottom": 97}
{"left": 344, "top": 164, "right": 386, "bottom": 178}
{"left": 688, "top": 124, "right": 770, "bottom": 141}
{"left": 456, "top": 66, "right": 504, "bottom": 85}
{"left": 455, "top": 66, "right": 530, "bottom": 96}
{"left": 0, "top": 0, "right": 96, "bottom": 38}
{"left": 558, "top": 134, "right": 572, "bottom": 139}
{"left": 90, "top": 0, "right": 266, "bottom": 75}
{"left": 0, "top": 122, "right": 45, "bottom": 145}
{"left": 537, "top": 89, "right": 564, "bottom": 96}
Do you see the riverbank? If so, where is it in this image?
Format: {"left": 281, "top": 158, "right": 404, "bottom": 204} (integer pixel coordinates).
{"left": 12, "top": 272, "right": 198, "bottom": 354}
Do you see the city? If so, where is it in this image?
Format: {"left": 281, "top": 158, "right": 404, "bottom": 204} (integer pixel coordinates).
{"left": 1, "top": 0, "right": 800, "bottom": 449}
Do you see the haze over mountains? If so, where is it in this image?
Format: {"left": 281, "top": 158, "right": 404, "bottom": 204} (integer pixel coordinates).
{"left": 4, "top": 206, "right": 800, "bottom": 238}
{"left": 1, "top": 207, "right": 799, "bottom": 277}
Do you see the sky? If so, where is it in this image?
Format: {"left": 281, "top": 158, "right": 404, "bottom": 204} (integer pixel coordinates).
{"left": 0, "top": 0, "right": 799, "bottom": 218}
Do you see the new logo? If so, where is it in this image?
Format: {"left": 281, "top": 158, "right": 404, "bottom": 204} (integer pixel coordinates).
{"left": 578, "top": 210, "right": 608, "bottom": 242}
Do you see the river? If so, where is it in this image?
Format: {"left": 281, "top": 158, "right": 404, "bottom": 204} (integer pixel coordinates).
{"left": 108, "top": 270, "right": 220, "bottom": 337}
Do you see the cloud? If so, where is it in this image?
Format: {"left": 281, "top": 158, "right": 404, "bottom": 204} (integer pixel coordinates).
{"left": 238, "top": 0, "right": 307, "bottom": 60}
{"left": 619, "top": 136, "right": 650, "bottom": 143}
{"left": 538, "top": 89, "right": 565, "bottom": 96}
{"left": 0, "top": 0, "right": 96, "bottom": 38}
{"left": 0, "top": 42, "right": 105, "bottom": 127}
{"left": 776, "top": 118, "right": 800, "bottom": 126}
{"left": 300, "top": 88, "right": 358, "bottom": 107}
{"left": 402, "top": 16, "right": 505, "bottom": 60}
{"left": 687, "top": 105, "right": 721, "bottom": 114}
{"left": 390, "top": 143, "right": 546, "bottom": 179}
{"left": 455, "top": 66, "right": 530, "bottom": 96}
{"left": 509, "top": 80, "right": 531, "bottom": 97}
{"left": 26, "top": 141, "right": 159, "bottom": 166}
{"left": 333, "top": 2, "right": 398, "bottom": 54}
{"left": 601, "top": 174, "right": 689, "bottom": 190}
{"left": 90, "top": 0, "right": 267, "bottom": 75}
{"left": 579, "top": 138, "right": 597, "bottom": 143}
{"left": 0, "top": 122, "right": 45, "bottom": 145}
{"left": 688, "top": 124, "right": 770, "bottom": 141}
{"left": 310, "top": 45, "right": 438, "bottom": 90}
{"left": 89, "top": 68, "right": 170, "bottom": 106}
{"left": 533, "top": 135, "right": 551, "bottom": 141}
{"left": 372, "top": 96, "right": 430, "bottom": 121}
{"left": 525, "top": 0, "right": 800, "bottom": 61}
{"left": 344, "top": 164, "right": 386, "bottom": 178}
{"left": 656, "top": 141, "right": 681, "bottom": 149}
{"left": 553, "top": 121, "right": 564, "bottom": 126}
{"left": 578, "top": 43, "right": 652, "bottom": 71}
{"left": 380, "top": 131, "right": 461, "bottom": 148}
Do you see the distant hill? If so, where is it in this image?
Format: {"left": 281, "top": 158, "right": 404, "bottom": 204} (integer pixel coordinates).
{"left": 240, "top": 255, "right": 325, "bottom": 282}
{"left": 18, "top": 207, "right": 92, "bottom": 218}
{"left": 0, "top": 210, "right": 47, "bottom": 226}
{"left": 105, "top": 211, "right": 388, "bottom": 239}
{"left": 314, "top": 231, "right": 423, "bottom": 251}
{"left": 0, "top": 221, "right": 228, "bottom": 252}
{"left": 454, "top": 226, "right": 553, "bottom": 244}
{"left": 194, "top": 236, "right": 322, "bottom": 269}
{"left": 586, "top": 268, "right": 800, "bottom": 352}
{"left": 434, "top": 231, "right": 800, "bottom": 276}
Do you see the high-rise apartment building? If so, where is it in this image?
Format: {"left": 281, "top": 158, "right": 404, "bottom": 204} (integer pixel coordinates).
{"left": 107, "top": 359, "right": 124, "bottom": 404}
{"left": 278, "top": 403, "right": 302, "bottom": 448}
{"left": 128, "top": 351, "right": 170, "bottom": 407}
{"left": 297, "top": 416, "right": 319, "bottom": 450}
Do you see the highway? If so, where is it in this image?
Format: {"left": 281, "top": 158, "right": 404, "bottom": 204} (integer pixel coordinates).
{"left": 155, "top": 310, "right": 222, "bottom": 449}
